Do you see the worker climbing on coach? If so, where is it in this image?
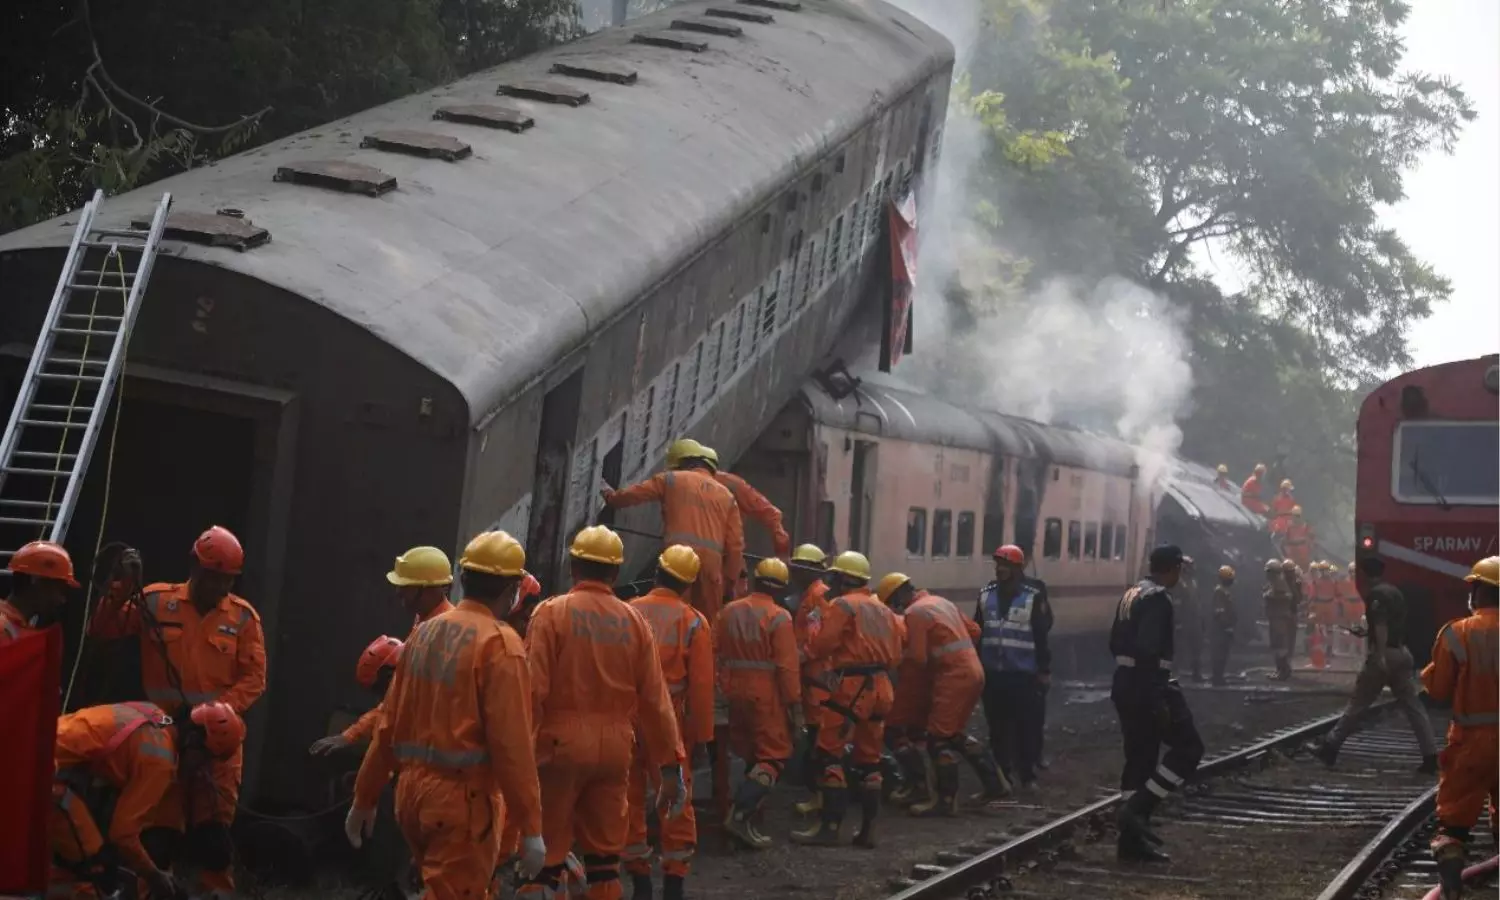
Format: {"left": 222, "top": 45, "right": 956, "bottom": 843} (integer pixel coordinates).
{"left": 1263, "top": 559, "right": 1296, "bottom": 680}
{"left": 602, "top": 439, "right": 745, "bottom": 619}
{"left": 624, "top": 546, "right": 714, "bottom": 900}
{"left": 521, "top": 526, "right": 684, "bottom": 900}
{"left": 878, "top": 573, "right": 1005, "bottom": 815}
{"left": 1, "top": 540, "right": 79, "bottom": 646}
{"left": 715, "top": 557, "right": 803, "bottom": 850}
{"left": 1209, "top": 566, "right": 1237, "bottom": 687}
{"left": 1240, "top": 464, "right": 1269, "bottom": 515}
{"left": 1213, "top": 464, "right": 1233, "bottom": 492}
{"left": 1423, "top": 557, "right": 1499, "bottom": 900}
{"left": 975, "top": 544, "right": 1053, "bottom": 792}
{"left": 785, "top": 544, "right": 831, "bottom": 807}
{"left": 696, "top": 444, "right": 791, "bottom": 560}
{"left": 1110, "top": 545, "right": 1205, "bottom": 864}
{"left": 792, "top": 551, "right": 901, "bottom": 848}
{"left": 1269, "top": 480, "right": 1298, "bottom": 534}
{"left": 90, "top": 525, "right": 264, "bottom": 898}
{"left": 349, "top": 531, "right": 547, "bottom": 899}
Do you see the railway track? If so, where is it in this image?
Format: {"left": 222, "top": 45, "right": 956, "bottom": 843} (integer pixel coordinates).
{"left": 881, "top": 702, "right": 1461, "bottom": 900}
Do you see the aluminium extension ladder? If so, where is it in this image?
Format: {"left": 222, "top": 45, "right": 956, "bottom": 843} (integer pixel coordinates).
{"left": 0, "top": 190, "right": 172, "bottom": 563}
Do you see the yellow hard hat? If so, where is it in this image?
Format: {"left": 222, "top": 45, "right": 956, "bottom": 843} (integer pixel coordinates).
{"left": 658, "top": 545, "right": 702, "bottom": 584}
{"left": 570, "top": 525, "right": 625, "bottom": 565}
{"left": 790, "top": 543, "right": 825, "bottom": 566}
{"left": 1216, "top": 464, "right": 1228, "bottom": 474}
{"left": 1464, "top": 556, "right": 1499, "bottom": 588}
{"left": 696, "top": 445, "right": 720, "bottom": 472}
{"left": 875, "top": 572, "right": 911, "bottom": 604}
{"left": 1264, "top": 558, "right": 1282, "bottom": 571}
{"left": 1281, "top": 559, "right": 1298, "bottom": 571}
{"left": 1291, "top": 505, "right": 1303, "bottom": 516}
{"left": 1218, "top": 565, "right": 1235, "bottom": 580}
{"left": 828, "top": 551, "right": 871, "bottom": 581}
{"left": 754, "top": 557, "right": 790, "bottom": 586}
{"left": 459, "top": 531, "right": 526, "bottom": 576}
{"left": 1347, "top": 561, "right": 1356, "bottom": 572}
{"left": 387, "top": 546, "right": 454, "bottom": 587}
{"left": 1280, "top": 479, "right": 1294, "bottom": 490}
{"left": 1254, "top": 463, "right": 1267, "bottom": 474}
{"left": 666, "top": 438, "right": 704, "bottom": 469}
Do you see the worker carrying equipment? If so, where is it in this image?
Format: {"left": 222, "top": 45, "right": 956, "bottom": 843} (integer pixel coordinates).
{"left": 1, "top": 540, "right": 79, "bottom": 645}
{"left": 90, "top": 525, "right": 262, "bottom": 896}
{"left": 350, "top": 530, "right": 545, "bottom": 900}
{"left": 976, "top": 544, "right": 1052, "bottom": 792}
{"left": 602, "top": 441, "right": 745, "bottom": 619}
{"left": 1422, "top": 557, "right": 1499, "bottom": 900}
{"left": 792, "top": 551, "right": 902, "bottom": 849}
{"left": 624, "top": 546, "right": 714, "bottom": 900}
{"left": 715, "top": 557, "right": 803, "bottom": 850}
{"left": 693, "top": 444, "right": 792, "bottom": 558}
{"left": 519, "top": 525, "right": 683, "bottom": 900}
{"left": 1240, "top": 464, "right": 1269, "bottom": 515}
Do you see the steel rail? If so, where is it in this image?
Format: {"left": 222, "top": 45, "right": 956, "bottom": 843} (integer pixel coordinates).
{"left": 1313, "top": 785, "right": 1438, "bottom": 900}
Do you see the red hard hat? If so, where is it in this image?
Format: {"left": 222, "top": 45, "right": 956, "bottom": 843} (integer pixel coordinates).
{"left": 193, "top": 526, "right": 244, "bottom": 575}
{"left": 993, "top": 545, "right": 1025, "bottom": 566}
{"left": 8, "top": 540, "right": 80, "bottom": 587}
{"left": 190, "top": 702, "right": 246, "bottom": 757}
{"left": 520, "top": 571, "right": 542, "bottom": 601}
{"left": 355, "top": 636, "right": 403, "bottom": 690}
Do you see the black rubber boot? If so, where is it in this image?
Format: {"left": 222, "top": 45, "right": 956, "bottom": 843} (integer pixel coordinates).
{"left": 790, "top": 786, "right": 847, "bottom": 846}
{"left": 1436, "top": 841, "right": 1467, "bottom": 900}
{"left": 852, "top": 784, "right": 882, "bottom": 848}
{"left": 887, "top": 745, "right": 928, "bottom": 805}
{"left": 961, "top": 741, "right": 1011, "bottom": 801}
{"left": 880, "top": 751, "right": 907, "bottom": 801}
{"left": 1311, "top": 740, "right": 1339, "bottom": 767}
{"left": 631, "top": 873, "right": 654, "bottom": 899}
{"left": 1118, "top": 830, "right": 1171, "bottom": 864}
{"left": 724, "top": 778, "right": 773, "bottom": 849}
{"left": 1418, "top": 754, "right": 1439, "bottom": 775}
{"left": 1116, "top": 789, "right": 1164, "bottom": 847}
{"left": 662, "top": 874, "right": 685, "bottom": 900}
{"left": 910, "top": 759, "right": 960, "bottom": 817}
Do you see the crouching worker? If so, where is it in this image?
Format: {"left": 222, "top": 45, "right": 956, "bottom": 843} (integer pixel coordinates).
{"left": 348, "top": 531, "right": 547, "bottom": 900}
{"left": 715, "top": 558, "right": 803, "bottom": 849}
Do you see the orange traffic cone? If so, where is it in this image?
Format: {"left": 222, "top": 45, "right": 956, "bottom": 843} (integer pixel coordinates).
{"left": 1308, "top": 625, "right": 1327, "bottom": 670}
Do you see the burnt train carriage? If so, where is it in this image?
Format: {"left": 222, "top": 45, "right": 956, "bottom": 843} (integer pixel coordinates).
{"left": 0, "top": 0, "right": 954, "bottom": 806}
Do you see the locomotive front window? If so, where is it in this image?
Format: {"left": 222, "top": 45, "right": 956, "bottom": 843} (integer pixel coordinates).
{"left": 1392, "top": 421, "right": 1499, "bottom": 505}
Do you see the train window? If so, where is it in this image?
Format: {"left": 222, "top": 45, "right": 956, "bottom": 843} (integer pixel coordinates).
{"left": 956, "top": 512, "right": 975, "bottom": 558}
{"left": 634, "top": 384, "right": 656, "bottom": 473}
{"left": 826, "top": 216, "right": 843, "bottom": 279}
{"left": 759, "top": 275, "right": 779, "bottom": 341}
{"left": 703, "top": 321, "right": 723, "bottom": 401}
{"left": 1042, "top": 518, "right": 1062, "bottom": 560}
{"left": 1099, "top": 522, "right": 1114, "bottom": 560}
{"left": 906, "top": 508, "right": 927, "bottom": 556}
{"left": 846, "top": 199, "right": 862, "bottom": 261}
{"left": 817, "top": 501, "right": 836, "bottom": 553}
{"left": 867, "top": 185, "right": 880, "bottom": 241}
{"left": 657, "top": 364, "right": 680, "bottom": 454}
{"left": 721, "top": 307, "right": 742, "bottom": 389}
{"left": 932, "top": 509, "right": 952, "bottom": 558}
{"left": 982, "top": 513, "right": 1004, "bottom": 557}
{"left": 742, "top": 291, "right": 762, "bottom": 362}
{"left": 681, "top": 340, "right": 703, "bottom": 424}
{"left": 1113, "top": 525, "right": 1127, "bottom": 560}
{"left": 1067, "top": 521, "right": 1081, "bottom": 560}
{"left": 798, "top": 238, "right": 817, "bottom": 309}
{"left": 1084, "top": 522, "right": 1099, "bottom": 560}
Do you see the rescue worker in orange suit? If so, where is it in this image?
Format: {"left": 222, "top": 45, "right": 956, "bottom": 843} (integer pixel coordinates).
{"left": 1263, "top": 560, "right": 1296, "bottom": 680}
{"left": 1309, "top": 561, "right": 1338, "bottom": 659}
{"left": 309, "top": 546, "right": 457, "bottom": 757}
{"left": 695, "top": 445, "right": 792, "bottom": 559}
{"left": 1209, "top": 566, "right": 1237, "bottom": 687}
{"left": 0, "top": 540, "right": 78, "bottom": 645}
{"left": 791, "top": 551, "right": 901, "bottom": 848}
{"left": 1213, "top": 464, "right": 1233, "bottom": 492}
{"left": 975, "top": 545, "right": 1053, "bottom": 791}
{"left": 1269, "top": 480, "right": 1298, "bottom": 535}
{"left": 624, "top": 546, "right": 714, "bottom": 900}
{"left": 1423, "top": 557, "right": 1500, "bottom": 900}
{"left": 91, "top": 526, "right": 264, "bottom": 897}
{"left": 349, "top": 531, "right": 547, "bottom": 899}
{"left": 1335, "top": 561, "right": 1364, "bottom": 657}
{"left": 521, "top": 526, "right": 684, "bottom": 900}
{"left": 1240, "top": 464, "right": 1269, "bottom": 515}
{"left": 495, "top": 570, "right": 543, "bottom": 872}
{"left": 785, "top": 544, "right": 830, "bottom": 808}
{"left": 715, "top": 558, "right": 803, "bottom": 849}
{"left": 1280, "top": 507, "right": 1313, "bottom": 570}
{"left": 878, "top": 573, "right": 1005, "bottom": 816}
{"left": 1110, "top": 546, "right": 1205, "bottom": 864}
{"left": 602, "top": 439, "right": 745, "bottom": 621}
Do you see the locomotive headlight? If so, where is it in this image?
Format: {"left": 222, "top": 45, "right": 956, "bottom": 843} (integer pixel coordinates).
{"left": 1357, "top": 523, "right": 1376, "bottom": 553}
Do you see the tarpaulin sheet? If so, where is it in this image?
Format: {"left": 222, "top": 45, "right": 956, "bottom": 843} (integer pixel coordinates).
{"left": 0, "top": 626, "right": 62, "bottom": 894}
{"left": 881, "top": 191, "right": 918, "bottom": 372}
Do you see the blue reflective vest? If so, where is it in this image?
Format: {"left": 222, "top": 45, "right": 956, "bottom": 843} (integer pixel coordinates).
{"left": 979, "top": 583, "right": 1038, "bottom": 673}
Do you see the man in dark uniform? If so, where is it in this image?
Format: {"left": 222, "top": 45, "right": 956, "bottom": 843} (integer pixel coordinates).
{"left": 1176, "top": 556, "right": 1203, "bottom": 682}
{"left": 1110, "top": 545, "right": 1205, "bottom": 863}
{"left": 975, "top": 544, "right": 1053, "bottom": 791}
{"left": 1209, "top": 565, "right": 1237, "bottom": 686}
{"left": 1263, "top": 559, "right": 1296, "bottom": 680}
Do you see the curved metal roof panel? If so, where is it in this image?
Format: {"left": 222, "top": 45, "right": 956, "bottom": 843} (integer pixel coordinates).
{"left": 1161, "top": 457, "right": 1266, "bottom": 529}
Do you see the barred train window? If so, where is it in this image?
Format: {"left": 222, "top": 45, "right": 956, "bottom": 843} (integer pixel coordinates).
{"left": 1084, "top": 522, "right": 1098, "bottom": 559}
{"left": 1099, "top": 521, "right": 1114, "bottom": 560}
{"left": 1042, "top": 518, "right": 1062, "bottom": 560}
{"left": 956, "top": 512, "right": 975, "bottom": 558}
{"left": 932, "top": 509, "right": 952, "bottom": 558}
{"left": 1067, "top": 520, "right": 1081, "bottom": 560}
{"left": 906, "top": 507, "right": 927, "bottom": 556}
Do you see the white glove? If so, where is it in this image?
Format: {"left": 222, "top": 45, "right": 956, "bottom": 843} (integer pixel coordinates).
{"left": 519, "top": 834, "right": 547, "bottom": 879}
{"left": 656, "top": 765, "right": 689, "bottom": 819}
{"left": 345, "top": 805, "right": 377, "bottom": 848}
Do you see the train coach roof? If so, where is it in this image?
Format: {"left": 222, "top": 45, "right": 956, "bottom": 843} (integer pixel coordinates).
{"left": 0, "top": 0, "right": 951, "bottom": 425}
{"left": 1159, "top": 457, "right": 1265, "bottom": 530}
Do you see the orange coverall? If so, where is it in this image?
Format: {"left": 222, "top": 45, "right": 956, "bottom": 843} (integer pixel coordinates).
{"left": 806, "top": 588, "right": 902, "bottom": 788}
{"left": 342, "top": 600, "right": 456, "bottom": 744}
{"left": 714, "top": 591, "right": 802, "bottom": 771}
{"left": 1281, "top": 522, "right": 1313, "bottom": 569}
{"left": 715, "top": 472, "right": 791, "bottom": 558}
{"left": 623, "top": 588, "right": 714, "bottom": 880}
{"left": 1309, "top": 576, "right": 1338, "bottom": 627}
{"left": 354, "top": 600, "right": 542, "bottom": 900}
{"left": 91, "top": 583, "right": 264, "bottom": 891}
{"left": 524, "top": 581, "right": 681, "bottom": 900}
{"left": 1421, "top": 607, "right": 1499, "bottom": 852}
{"left": 0, "top": 598, "right": 39, "bottom": 645}
{"left": 1269, "top": 492, "right": 1297, "bottom": 534}
{"left": 900, "top": 592, "right": 983, "bottom": 740}
{"left": 1240, "top": 475, "right": 1268, "bottom": 515}
{"left": 794, "top": 582, "right": 831, "bottom": 723}
{"left": 609, "top": 471, "right": 745, "bottom": 619}
{"left": 50, "top": 704, "right": 175, "bottom": 896}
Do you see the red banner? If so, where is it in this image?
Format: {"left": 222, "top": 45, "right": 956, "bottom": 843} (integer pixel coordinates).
{"left": 0, "top": 627, "right": 62, "bottom": 894}
{"left": 881, "top": 191, "right": 918, "bottom": 372}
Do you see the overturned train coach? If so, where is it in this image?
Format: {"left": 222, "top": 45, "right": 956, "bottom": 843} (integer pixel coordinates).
{"left": 0, "top": 0, "right": 955, "bottom": 808}
{"left": 734, "top": 367, "right": 1277, "bottom": 665}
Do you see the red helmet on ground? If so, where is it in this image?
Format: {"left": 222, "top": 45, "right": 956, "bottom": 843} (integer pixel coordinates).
{"left": 520, "top": 571, "right": 542, "bottom": 601}
{"left": 8, "top": 540, "right": 81, "bottom": 587}
{"left": 993, "top": 545, "right": 1025, "bottom": 566}
{"left": 355, "top": 636, "right": 403, "bottom": 690}
{"left": 190, "top": 702, "right": 247, "bottom": 757}
{"left": 193, "top": 526, "right": 244, "bottom": 575}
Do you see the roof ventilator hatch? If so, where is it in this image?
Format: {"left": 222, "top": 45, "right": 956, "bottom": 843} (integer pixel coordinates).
{"left": 632, "top": 31, "right": 710, "bottom": 53}
{"left": 131, "top": 209, "right": 271, "bottom": 252}
{"left": 737, "top": 0, "right": 800, "bottom": 10}
{"left": 361, "top": 130, "right": 472, "bottom": 161}
{"left": 705, "top": 7, "right": 774, "bottom": 23}
{"left": 671, "top": 17, "right": 744, "bottom": 37}
{"left": 550, "top": 60, "right": 639, "bottom": 85}
{"left": 273, "top": 161, "right": 397, "bottom": 197}
{"left": 496, "top": 79, "right": 591, "bottom": 107}
{"left": 433, "top": 104, "right": 535, "bottom": 133}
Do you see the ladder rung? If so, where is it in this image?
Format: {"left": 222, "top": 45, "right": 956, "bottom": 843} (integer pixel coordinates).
{"left": 69, "top": 282, "right": 131, "bottom": 293}
{"left": 12, "top": 450, "right": 78, "bottom": 462}
{"left": 35, "top": 372, "right": 102, "bottom": 383}
{"left": 89, "top": 228, "right": 151, "bottom": 241}
{"left": 60, "top": 313, "right": 124, "bottom": 324}
{"left": 30, "top": 403, "right": 94, "bottom": 414}
{"left": 19, "top": 418, "right": 86, "bottom": 430}
{"left": 51, "top": 327, "right": 119, "bottom": 339}
{"left": 0, "top": 498, "right": 63, "bottom": 509}
{"left": 2, "top": 466, "right": 71, "bottom": 477}
{"left": 75, "top": 270, "right": 136, "bottom": 281}
{"left": 43, "top": 356, "right": 108, "bottom": 368}
{"left": 0, "top": 516, "right": 56, "bottom": 528}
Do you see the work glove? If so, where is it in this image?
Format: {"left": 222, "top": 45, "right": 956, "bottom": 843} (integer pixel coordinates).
{"left": 145, "top": 868, "right": 184, "bottom": 900}
{"left": 308, "top": 734, "right": 353, "bottom": 756}
{"left": 344, "top": 805, "right": 377, "bottom": 849}
{"left": 519, "top": 835, "right": 547, "bottom": 880}
{"left": 656, "top": 764, "right": 688, "bottom": 818}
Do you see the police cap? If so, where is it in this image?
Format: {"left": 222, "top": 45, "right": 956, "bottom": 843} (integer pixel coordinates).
{"left": 1149, "top": 545, "right": 1185, "bottom": 571}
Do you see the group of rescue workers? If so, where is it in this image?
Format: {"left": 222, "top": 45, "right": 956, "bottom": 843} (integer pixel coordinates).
{"left": 3, "top": 435, "right": 1493, "bottom": 900}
